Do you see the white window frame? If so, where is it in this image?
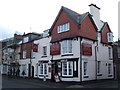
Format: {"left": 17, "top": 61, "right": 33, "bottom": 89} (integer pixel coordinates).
{"left": 97, "top": 61, "right": 101, "bottom": 74}
{"left": 107, "top": 32, "right": 113, "bottom": 42}
{"left": 23, "top": 50, "right": 27, "bottom": 58}
{"left": 42, "top": 46, "right": 47, "bottom": 56}
{"left": 62, "top": 61, "right": 73, "bottom": 76}
{"left": 58, "top": 23, "right": 70, "bottom": 33}
{"left": 23, "top": 37, "right": 29, "bottom": 43}
{"left": 83, "top": 62, "right": 87, "bottom": 76}
{"left": 61, "top": 40, "right": 72, "bottom": 55}
{"left": 108, "top": 47, "right": 112, "bottom": 59}
{"left": 39, "top": 63, "right": 48, "bottom": 75}
{"left": 108, "top": 63, "right": 112, "bottom": 75}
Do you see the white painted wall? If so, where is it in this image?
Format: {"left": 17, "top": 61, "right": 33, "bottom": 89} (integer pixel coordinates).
{"left": 81, "top": 38, "right": 96, "bottom": 81}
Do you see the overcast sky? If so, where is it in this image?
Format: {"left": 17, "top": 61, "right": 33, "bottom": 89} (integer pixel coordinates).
{"left": 0, "top": 0, "right": 119, "bottom": 41}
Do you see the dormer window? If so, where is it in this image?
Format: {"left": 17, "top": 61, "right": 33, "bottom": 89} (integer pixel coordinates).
{"left": 23, "top": 37, "right": 29, "bottom": 43}
{"left": 58, "top": 23, "right": 70, "bottom": 33}
{"left": 107, "top": 32, "right": 113, "bottom": 42}
{"left": 43, "top": 29, "right": 49, "bottom": 37}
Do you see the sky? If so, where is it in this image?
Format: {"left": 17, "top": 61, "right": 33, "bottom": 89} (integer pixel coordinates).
{"left": 0, "top": 0, "right": 119, "bottom": 41}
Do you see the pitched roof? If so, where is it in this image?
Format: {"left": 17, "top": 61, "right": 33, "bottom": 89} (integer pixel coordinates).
{"left": 50, "top": 6, "right": 98, "bottom": 33}
{"left": 100, "top": 22, "right": 112, "bottom": 33}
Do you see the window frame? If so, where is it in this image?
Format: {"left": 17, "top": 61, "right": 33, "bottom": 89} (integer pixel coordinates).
{"left": 108, "top": 47, "right": 112, "bottom": 59}
{"left": 97, "top": 61, "right": 101, "bottom": 74}
{"left": 39, "top": 63, "right": 48, "bottom": 75}
{"left": 83, "top": 62, "right": 88, "bottom": 76}
{"left": 23, "top": 37, "right": 29, "bottom": 43}
{"left": 23, "top": 49, "right": 27, "bottom": 59}
{"left": 62, "top": 61, "right": 73, "bottom": 77}
{"left": 108, "top": 63, "right": 112, "bottom": 75}
{"left": 61, "top": 40, "right": 73, "bottom": 55}
{"left": 42, "top": 46, "right": 47, "bottom": 56}
{"left": 107, "top": 32, "right": 113, "bottom": 42}
{"left": 58, "top": 23, "right": 70, "bottom": 33}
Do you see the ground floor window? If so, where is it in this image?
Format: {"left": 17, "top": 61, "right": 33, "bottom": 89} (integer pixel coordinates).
{"left": 108, "top": 63, "right": 112, "bottom": 75}
{"left": 39, "top": 63, "right": 48, "bottom": 75}
{"left": 83, "top": 62, "right": 87, "bottom": 76}
{"left": 97, "top": 61, "right": 101, "bottom": 74}
{"left": 62, "top": 61, "right": 73, "bottom": 76}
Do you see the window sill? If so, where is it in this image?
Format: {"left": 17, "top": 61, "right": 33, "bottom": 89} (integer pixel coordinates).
{"left": 41, "top": 56, "right": 47, "bottom": 58}
{"left": 83, "top": 75, "right": 89, "bottom": 78}
{"left": 97, "top": 73, "right": 102, "bottom": 76}
{"left": 109, "top": 58, "right": 113, "bottom": 60}
{"left": 62, "top": 75, "right": 73, "bottom": 78}
{"left": 61, "top": 53, "right": 73, "bottom": 57}
{"left": 31, "top": 57, "right": 35, "bottom": 59}
{"left": 39, "top": 75, "right": 48, "bottom": 77}
{"left": 108, "top": 74, "right": 112, "bottom": 77}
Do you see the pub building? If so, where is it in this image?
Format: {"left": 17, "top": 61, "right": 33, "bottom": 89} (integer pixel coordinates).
{"left": 31, "top": 4, "right": 114, "bottom": 82}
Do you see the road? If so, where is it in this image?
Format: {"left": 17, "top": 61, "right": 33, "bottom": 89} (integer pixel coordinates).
{"left": 2, "top": 75, "right": 120, "bottom": 89}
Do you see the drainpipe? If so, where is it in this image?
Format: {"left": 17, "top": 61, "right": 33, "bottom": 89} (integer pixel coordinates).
{"left": 95, "top": 41, "right": 98, "bottom": 80}
{"left": 79, "top": 37, "right": 82, "bottom": 83}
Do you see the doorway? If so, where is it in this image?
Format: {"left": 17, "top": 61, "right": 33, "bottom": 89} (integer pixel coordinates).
{"left": 51, "top": 61, "right": 58, "bottom": 81}
{"left": 32, "top": 66, "right": 34, "bottom": 78}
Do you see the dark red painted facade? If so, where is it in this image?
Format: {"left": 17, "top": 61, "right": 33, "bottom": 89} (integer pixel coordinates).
{"left": 20, "top": 42, "right": 33, "bottom": 59}
{"left": 79, "top": 16, "right": 97, "bottom": 40}
{"left": 51, "top": 10, "right": 97, "bottom": 42}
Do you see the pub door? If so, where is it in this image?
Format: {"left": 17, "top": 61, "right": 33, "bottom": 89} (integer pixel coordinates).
{"left": 51, "top": 61, "right": 58, "bottom": 81}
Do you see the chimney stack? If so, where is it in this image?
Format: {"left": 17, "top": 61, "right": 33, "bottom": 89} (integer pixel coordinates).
{"left": 89, "top": 4, "right": 103, "bottom": 31}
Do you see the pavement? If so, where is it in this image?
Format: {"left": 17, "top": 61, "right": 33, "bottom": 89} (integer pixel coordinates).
{"left": 2, "top": 75, "right": 120, "bottom": 88}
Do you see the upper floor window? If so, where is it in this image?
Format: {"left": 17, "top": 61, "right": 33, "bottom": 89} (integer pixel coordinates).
{"left": 61, "top": 40, "right": 72, "bottom": 55}
{"left": 23, "top": 50, "right": 27, "bottom": 58}
{"left": 42, "top": 46, "right": 47, "bottom": 56}
{"left": 118, "top": 47, "right": 120, "bottom": 58}
{"left": 23, "top": 37, "right": 29, "bottom": 43}
{"left": 58, "top": 23, "right": 70, "bottom": 33}
{"left": 43, "top": 29, "right": 49, "bottom": 37}
{"left": 107, "top": 32, "right": 113, "bottom": 43}
{"left": 108, "top": 47, "right": 112, "bottom": 59}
